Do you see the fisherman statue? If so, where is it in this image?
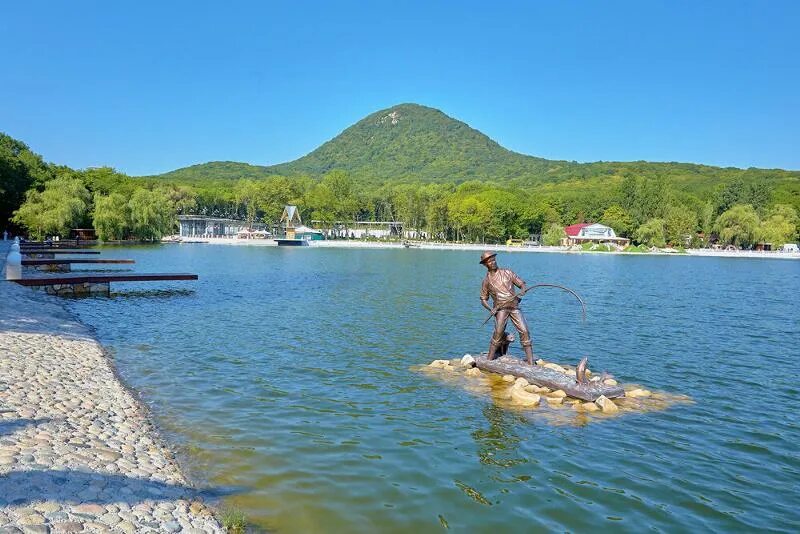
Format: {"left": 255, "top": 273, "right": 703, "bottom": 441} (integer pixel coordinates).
{"left": 479, "top": 251, "right": 535, "bottom": 365}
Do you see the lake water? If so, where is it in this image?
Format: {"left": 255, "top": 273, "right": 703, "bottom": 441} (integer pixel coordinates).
{"left": 63, "top": 245, "right": 800, "bottom": 532}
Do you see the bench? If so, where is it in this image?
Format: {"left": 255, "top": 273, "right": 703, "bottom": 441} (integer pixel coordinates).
{"left": 13, "top": 273, "right": 198, "bottom": 296}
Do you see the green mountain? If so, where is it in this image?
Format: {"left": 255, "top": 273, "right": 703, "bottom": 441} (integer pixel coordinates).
{"left": 147, "top": 103, "right": 800, "bottom": 196}
{"left": 267, "top": 103, "right": 566, "bottom": 181}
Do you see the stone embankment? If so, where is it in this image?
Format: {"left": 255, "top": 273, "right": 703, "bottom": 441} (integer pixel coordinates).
{"left": 0, "top": 243, "right": 224, "bottom": 533}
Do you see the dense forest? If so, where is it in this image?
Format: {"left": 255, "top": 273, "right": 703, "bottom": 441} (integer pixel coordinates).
{"left": 2, "top": 104, "right": 798, "bottom": 247}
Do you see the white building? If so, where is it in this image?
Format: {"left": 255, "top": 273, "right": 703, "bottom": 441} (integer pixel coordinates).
{"left": 562, "top": 223, "right": 630, "bottom": 247}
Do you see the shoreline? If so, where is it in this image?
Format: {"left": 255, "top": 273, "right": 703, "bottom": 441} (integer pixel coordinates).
{"left": 165, "top": 237, "right": 800, "bottom": 260}
{"left": 0, "top": 242, "right": 225, "bottom": 532}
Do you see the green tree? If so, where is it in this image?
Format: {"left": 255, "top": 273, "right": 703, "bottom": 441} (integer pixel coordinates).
{"left": 128, "top": 189, "right": 176, "bottom": 240}
{"left": 0, "top": 133, "right": 53, "bottom": 230}
{"left": 234, "top": 179, "right": 263, "bottom": 226}
{"left": 93, "top": 193, "right": 130, "bottom": 240}
{"left": 542, "top": 223, "right": 565, "bottom": 246}
{"left": 619, "top": 175, "right": 669, "bottom": 227}
{"left": 715, "top": 204, "right": 759, "bottom": 248}
{"left": 664, "top": 205, "right": 698, "bottom": 246}
{"left": 634, "top": 218, "right": 666, "bottom": 247}
{"left": 759, "top": 204, "right": 798, "bottom": 245}
{"left": 599, "top": 205, "right": 634, "bottom": 237}
{"left": 12, "top": 176, "right": 90, "bottom": 239}
{"left": 448, "top": 195, "right": 491, "bottom": 242}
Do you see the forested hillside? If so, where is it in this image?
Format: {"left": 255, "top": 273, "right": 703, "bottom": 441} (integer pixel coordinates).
{"left": 2, "top": 103, "right": 799, "bottom": 247}
{"left": 150, "top": 103, "right": 800, "bottom": 198}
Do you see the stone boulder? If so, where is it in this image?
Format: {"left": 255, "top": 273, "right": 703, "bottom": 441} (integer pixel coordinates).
{"left": 595, "top": 395, "right": 619, "bottom": 414}
{"left": 582, "top": 402, "right": 599, "bottom": 412}
{"left": 460, "top": 354, "right": 477, "bottom": 368}
{"left": 510, "top": 387, "right": 541, "bottom": 407}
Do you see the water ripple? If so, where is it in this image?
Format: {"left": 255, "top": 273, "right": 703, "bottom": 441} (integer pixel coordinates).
{"left": 64, "top": 246, "right": 800, "bottom": 532}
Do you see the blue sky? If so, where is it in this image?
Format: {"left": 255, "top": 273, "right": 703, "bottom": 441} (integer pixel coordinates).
{"left": 2, "top": 1, "right": 798, "bottom": 175}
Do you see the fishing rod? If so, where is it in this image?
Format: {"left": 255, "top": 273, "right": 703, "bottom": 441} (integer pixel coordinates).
{"left": 481, "top": 283, "right": 586, "bottom": 326}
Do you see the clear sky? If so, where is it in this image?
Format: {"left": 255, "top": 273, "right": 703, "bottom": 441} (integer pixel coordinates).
{"left": 2, "top": 1, "right": 798, "bottom": 175}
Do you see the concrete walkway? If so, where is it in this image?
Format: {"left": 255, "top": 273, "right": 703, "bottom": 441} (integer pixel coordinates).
{"left": 0, "top": 242, "right": 224, "bottom": 533}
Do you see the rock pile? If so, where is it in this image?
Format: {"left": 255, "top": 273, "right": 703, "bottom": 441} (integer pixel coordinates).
{"left": 423, "top": 354, "right": 687, "bottom": 421}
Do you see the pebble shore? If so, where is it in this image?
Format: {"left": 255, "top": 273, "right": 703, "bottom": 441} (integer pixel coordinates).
{"left": 0, "top": 243, "right": 224, "bottom": 533}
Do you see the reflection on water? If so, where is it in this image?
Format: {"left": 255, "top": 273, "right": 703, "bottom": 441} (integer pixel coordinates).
{"left": 63, "top": 246, "right": 800, "bottom": 532}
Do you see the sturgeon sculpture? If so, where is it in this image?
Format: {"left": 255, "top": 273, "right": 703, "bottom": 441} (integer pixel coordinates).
{"left": 474, "top": 355, "right": 624, "bottom": 402}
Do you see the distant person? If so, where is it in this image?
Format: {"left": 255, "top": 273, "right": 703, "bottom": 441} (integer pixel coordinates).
{"left": 479, "top": 251, "right": 535, "bottom": 365}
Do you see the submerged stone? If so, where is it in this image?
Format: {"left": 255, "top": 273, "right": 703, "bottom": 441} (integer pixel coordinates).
{"left": 510, "top": 387, "right": 541, "bottom": 406}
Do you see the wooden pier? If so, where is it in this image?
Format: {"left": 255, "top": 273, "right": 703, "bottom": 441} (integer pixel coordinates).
{"left": 13, "top": 273, "right": 199, "bottom": 296}
{"left": 7, "top": 242, "right": 198, "bottom": 296}
{"left": 22, "top": 258, "right": 135, "bottom": 272}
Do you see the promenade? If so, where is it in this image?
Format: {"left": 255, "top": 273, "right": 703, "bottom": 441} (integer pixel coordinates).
{"left": 0, "top": 242, "right": 223, "bottom": 533}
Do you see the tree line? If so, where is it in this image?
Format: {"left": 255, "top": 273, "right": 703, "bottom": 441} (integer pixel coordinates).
{"left": 2, "top": 133, "right": 798, "bottom": 247}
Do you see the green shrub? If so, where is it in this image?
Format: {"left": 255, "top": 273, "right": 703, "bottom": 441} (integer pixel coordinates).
{"left": 220, "top": 508, "right": 247, "bottom": 534}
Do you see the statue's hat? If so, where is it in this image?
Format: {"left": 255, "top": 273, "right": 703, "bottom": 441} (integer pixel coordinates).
{"left": 479, "top": 251, "right": 497, "bottom": 264}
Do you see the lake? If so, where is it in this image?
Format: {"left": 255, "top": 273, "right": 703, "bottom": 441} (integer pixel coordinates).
{"left": 63, "top": 245, "right": 800, "bottom": 532}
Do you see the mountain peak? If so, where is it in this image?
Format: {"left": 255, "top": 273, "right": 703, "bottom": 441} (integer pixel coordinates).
{"left": 268, "top": 103, "right": 549, "bottom": 181}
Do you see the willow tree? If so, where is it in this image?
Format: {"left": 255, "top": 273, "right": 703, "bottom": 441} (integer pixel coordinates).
{"left": 93, "top": 193, "right": 130, "bottom": 240}
{"left": 634, "top": 218, "right": 667, "bottom": 247}
{"left": 128, "top": 188, "right": 176, "bottom": 240}
{"left": 12, "top": 176, "right": 90, "bottom": 239}
{"left": 759, "top": 204, "right": 798, "bottom": 245}
{"left": 715, "top": 204, "right": 759, "bottom": 248}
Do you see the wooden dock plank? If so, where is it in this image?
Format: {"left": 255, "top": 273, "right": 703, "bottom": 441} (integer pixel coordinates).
{"left": 22, "top": 259, "right": 135, "bottom": 265}
{"left": 21, "top": 250, "right": 101, "bottom": 255}
{"left": 13, "top": 273, "right": 198, "bottom": 286}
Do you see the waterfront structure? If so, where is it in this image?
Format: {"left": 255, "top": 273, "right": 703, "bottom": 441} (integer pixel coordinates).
{"left": 562, "top": 223, "right": 630, "bottom": 247}
{"left": 280, "top": 205, "right": 303, "bottom": 239}
{"left": 294, "top": 225, "right": 324, "bottom": 240}
{"left": 311, "top": 220, "right": 404, "bottom": 239}
{"left": 178, "top": 215, "right": 265, "bottom": 238}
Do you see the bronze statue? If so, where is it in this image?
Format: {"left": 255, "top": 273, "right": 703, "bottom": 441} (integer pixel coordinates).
{"left": 479, "top": 251, "right": 535, "bottom": 365}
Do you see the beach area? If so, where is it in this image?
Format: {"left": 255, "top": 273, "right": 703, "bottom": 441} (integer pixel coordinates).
{"left": 0, "top": 241, "right": 224, "bottom": 533}
{"left": 168, "top": 236, "right": 800, "bottom": 260}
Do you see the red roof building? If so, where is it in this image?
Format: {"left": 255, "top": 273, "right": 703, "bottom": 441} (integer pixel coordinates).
{"left": 561, "top": 223, "right": 630, "bottom": 247}
{"left": 564, "top": 223, "right": 591, "bottom": 237}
